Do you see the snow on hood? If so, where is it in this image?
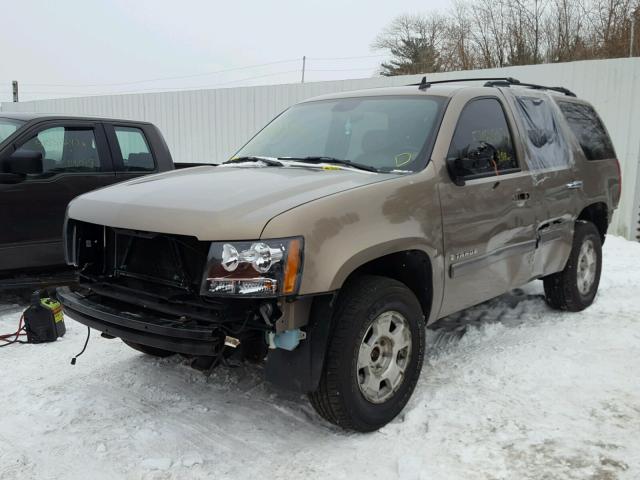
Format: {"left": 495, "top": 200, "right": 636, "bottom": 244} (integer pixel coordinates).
{"left": 67, "top": 165, "right": 395, "bottom": 240}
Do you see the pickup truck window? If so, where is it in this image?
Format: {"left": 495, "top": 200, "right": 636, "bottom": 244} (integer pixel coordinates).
{"left": 447, "top": 98, "right": 518, "bottom": 178}
{"left": 235, "top": 96, "right": 446, "bottom": 172}
{"left": 0, "top": 118, "right": 25, "bottom": 143}
{"left": 556, "top": 101, "right": 615, "bottom": 161}
{"left": 114, "top": 126, "right": 155, "bottom": 171}
{"left": 15, "top": 127, "right": 101, "bottom": 177}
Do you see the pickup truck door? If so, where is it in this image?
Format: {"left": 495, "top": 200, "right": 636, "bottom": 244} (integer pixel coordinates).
{"left": 437, "top": 95, "right": 537, "bottom": 317}
{"left": 104, "top": 123, "right": 160, "bottom": 181}
{"left": 0, "top": 121, "right": 116, "bottom": 271}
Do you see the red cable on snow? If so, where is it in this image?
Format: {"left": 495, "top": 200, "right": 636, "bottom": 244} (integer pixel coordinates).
{"left": 0, "top": 314, "right": 26, "bottom": 342}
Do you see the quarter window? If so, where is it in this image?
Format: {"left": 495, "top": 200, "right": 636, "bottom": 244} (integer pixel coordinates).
{"left": 557, "top": 101, "right": 615, "bottom": 160}
{"left": 114, "top": 126, "right": 155, "bottom": 171}
{"left": 447, "top": 98, "right": 518, "bottom": 179}
{"left": 14, "top": 127, "right": 101, "bottom": 176}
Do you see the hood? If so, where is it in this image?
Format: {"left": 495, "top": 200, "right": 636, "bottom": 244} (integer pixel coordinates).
{"left": 67, "top": 165, "right": 396, "bottom": 240}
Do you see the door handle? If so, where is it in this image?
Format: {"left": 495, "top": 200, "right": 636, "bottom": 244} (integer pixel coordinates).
{"left": 566, "top": 180, "right": 583, "bottom": 189}
{"left": 513, "top": 192, "right": 530, "bottom": 201}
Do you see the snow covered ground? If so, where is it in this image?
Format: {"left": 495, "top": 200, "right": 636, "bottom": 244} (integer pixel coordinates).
{"left": 1, "top": 236, "right": 639, "bottom": 480}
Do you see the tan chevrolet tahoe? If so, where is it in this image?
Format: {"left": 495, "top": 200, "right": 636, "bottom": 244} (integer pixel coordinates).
{"left": 58, "top": 77, "right": 620, "bottom": 432}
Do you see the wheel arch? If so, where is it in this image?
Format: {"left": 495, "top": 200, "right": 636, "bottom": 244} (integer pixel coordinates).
{"left": 333, "top": 244, "right": 438, "bottom": 322}
{"left": 577, "top": 202, "right": 608, "bottom": 243}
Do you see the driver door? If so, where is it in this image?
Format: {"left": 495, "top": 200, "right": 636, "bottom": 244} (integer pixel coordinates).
{"left": 0, "top": 121, "right": 115, "bottom": 271}
{"left": 437, "top": 95, "right": 538, "bottom": 316}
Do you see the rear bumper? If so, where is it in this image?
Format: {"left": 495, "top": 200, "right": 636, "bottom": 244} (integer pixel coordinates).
{"left": 57, "top": 287, "right": 225, "bottom": 356}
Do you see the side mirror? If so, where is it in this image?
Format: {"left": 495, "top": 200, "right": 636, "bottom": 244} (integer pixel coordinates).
{"left": 3, "top": 150, "right": 43, "bottom": 175}
{"left": 446, "top": 142, "right": 497, "bottom": 186}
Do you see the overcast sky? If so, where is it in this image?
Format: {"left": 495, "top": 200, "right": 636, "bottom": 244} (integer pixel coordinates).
{"left": 0, "top": 0, "right": 452, "bottom": 102}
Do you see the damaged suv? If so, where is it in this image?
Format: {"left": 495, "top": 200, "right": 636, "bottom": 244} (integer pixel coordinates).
{"left": 58, "top": 77, "right": 620, "bottom": 431}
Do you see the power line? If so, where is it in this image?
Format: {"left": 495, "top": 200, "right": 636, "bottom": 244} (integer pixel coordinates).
{"left": 16, "top": 55, "right": 389, "bottom": 88}
{"left": 307, "top": 54, "right": 387, "bottom": 60}
{"left": 21, "top": 58, "right": 300, "bottom": 88}
{"left": 307, "top": 67, "right": 379, "bottom": 72}
{"left": 17, "top": 70, "right": 302, "bottom": 97}
{"left": 6, "top": 54, "right": 390, "bottom": 101}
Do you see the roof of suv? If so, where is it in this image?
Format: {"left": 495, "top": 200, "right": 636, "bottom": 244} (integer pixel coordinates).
{"left": 301, "top": 82, "right": 576, "bottom": 103}
{"left": 301, "top": 84, "right": 467, "bottom": 103}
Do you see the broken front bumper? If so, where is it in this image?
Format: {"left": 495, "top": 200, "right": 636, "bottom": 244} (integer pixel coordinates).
{"left": 57, "top": 286, "right": 336, "bottom": 393}
{"left": 57, "top": 287, "right": 228, "bottom": 356}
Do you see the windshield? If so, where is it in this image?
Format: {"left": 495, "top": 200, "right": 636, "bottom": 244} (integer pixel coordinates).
{"left": 0, "top": 118, "right": 25, "bottom": 143}
{"left": 235, "top": 96, "right": 446, "bottom": 172}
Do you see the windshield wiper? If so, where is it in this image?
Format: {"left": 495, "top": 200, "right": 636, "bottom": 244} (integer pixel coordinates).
{"left": 223, "top": 156, "right": 283, "bottom": 167}
{"left": 278, "top": 156, "right": 378, "bottom": 173}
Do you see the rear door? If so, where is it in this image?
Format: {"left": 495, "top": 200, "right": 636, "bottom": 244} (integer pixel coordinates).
{"left": 104, "top": 123, "right": 159, "bottom": 181}
{"left": 438, "top": 94, "right": 538, "bottom": 316}
{"left": 502, "top": 90, "right": 580, "bottom": 277}
{"left": 0, "top": 121, "right": 115, "bottom": 270}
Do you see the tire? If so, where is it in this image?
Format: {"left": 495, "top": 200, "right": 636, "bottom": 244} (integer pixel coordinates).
{"left": 309, "top": 275, "right": 425, "bottom": 432}
{"left": 122, "top": 340, "right": 176, "bottom": 358}
{"left": 543, "top": 221, "right": 602, "bottom": 312}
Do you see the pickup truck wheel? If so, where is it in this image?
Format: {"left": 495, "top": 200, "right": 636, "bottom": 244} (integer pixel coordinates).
{"left": 122, "top": 340, "right": 176, "bottom": 358}
{"left": 543, "top": 221, "right": 602, "bottom": 312}
{"left": 309, "top": 275, "right": 425, "bottom": 432}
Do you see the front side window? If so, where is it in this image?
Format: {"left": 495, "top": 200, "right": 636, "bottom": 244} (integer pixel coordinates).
{"left": 235, "top": 96, "right": 446, "bottom": 172}
{"left": 14, "top": 127, "right": 100, "bottom": 177}
{"left": 114, "top": 126, "right": 155, "bottom": 171}
{"left": 0, "top": 118, "right": 25, "bottom": 144}
{"left": 556, "top": 101, "right": 615, "bottom": 161}
{"left": 447, "top": 98, "right": 518, "bottom": 179}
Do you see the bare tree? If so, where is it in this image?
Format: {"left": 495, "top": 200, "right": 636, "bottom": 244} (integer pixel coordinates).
{"left": 633, "top": 2, "right": 640, "bottom": 56}
{"left": 444, "top": 1, "right": 477, "bottom": 70}
{"left": 545, "top": 0, "right": 592, "bottom": 62}
{"left": 372, "top": 0, "right": 640, "bottom": 76}
{"left": 591, "top": 0, "right": 635, "bottom": 57}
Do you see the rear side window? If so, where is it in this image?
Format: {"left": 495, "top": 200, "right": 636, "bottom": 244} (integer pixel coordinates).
{"left": 114, "top": 126, "right": 155, "bottom": 171}
{"left": 556, "top": 101, "right": 615, "bottom": 160}
{"left": 447, "top": 98, "right": 518, "bottom": 178}
{"left": 511, "top": 94, "right": 572, "bottom": 171}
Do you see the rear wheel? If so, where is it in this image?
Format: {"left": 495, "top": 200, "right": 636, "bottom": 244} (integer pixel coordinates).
{"left": 309, "top": 275, "right": 425, "bottom": 432}
{"left": 122, "top": 340, "right": 176, "bottom": 357}
{"left": 543, "top": 221, "right": 602, "bottom": 312}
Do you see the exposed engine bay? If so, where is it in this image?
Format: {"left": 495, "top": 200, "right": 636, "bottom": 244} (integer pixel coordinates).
{"left": 62, "top": 219, "right": 297, "bottom": 360}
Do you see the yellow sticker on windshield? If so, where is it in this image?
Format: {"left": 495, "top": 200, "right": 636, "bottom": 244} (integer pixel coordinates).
{"left": 322, "top": 165, "right": 341, "bottom": 171}
{"left": 395, "top": 153, "right": 413, "bottom": 167}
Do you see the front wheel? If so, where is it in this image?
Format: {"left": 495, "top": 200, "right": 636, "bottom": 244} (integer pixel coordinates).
{"left": 543, "top": 221, "right": 602, "bottom": 312}
{"left": 309, "top": 275, "right": 425, "bottom": 432}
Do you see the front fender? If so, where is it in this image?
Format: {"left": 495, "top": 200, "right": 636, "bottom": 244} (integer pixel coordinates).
{"left": 260, "top": 171, "right": 445, "bottom": 323}
{"left": 329, "top": 236, "right": 441, "bottom": 286}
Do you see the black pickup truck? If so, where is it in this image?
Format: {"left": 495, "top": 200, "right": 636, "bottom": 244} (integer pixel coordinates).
{"left": 0, "top": 113, "right": 176, "bottom": 288}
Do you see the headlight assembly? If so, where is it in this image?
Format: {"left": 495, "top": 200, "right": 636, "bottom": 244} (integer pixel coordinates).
{"left": 201, "top": 237, "right": 303, "bottom": 297}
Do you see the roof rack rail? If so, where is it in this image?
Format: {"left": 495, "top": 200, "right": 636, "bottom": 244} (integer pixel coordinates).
{"left": 483, "top": 79, "right": 576, "bottom": 97}
{"left": 411, "top": 76, "right": 521, "bottom": 90}
{"left": 410, "top": 76, "right": 576, "bottom": 97}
